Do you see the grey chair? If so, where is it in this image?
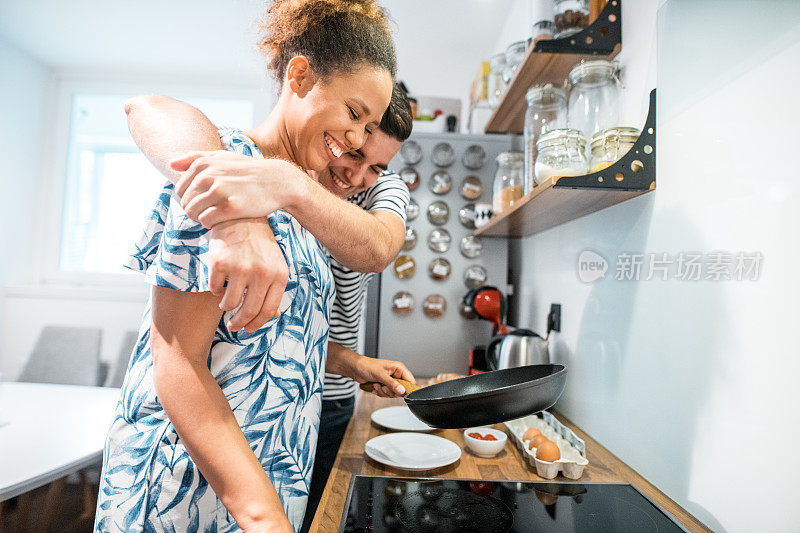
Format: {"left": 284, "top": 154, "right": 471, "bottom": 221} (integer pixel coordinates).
{"left": 105, "top": 330, "right": 139, "bottom": 388}
{"left": 17, "top": 326, "right": 103, "bottom": 386}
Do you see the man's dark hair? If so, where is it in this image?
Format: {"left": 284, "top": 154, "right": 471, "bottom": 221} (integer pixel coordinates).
{"left": 379, "top": 83, "right": 413, "bottom": 142}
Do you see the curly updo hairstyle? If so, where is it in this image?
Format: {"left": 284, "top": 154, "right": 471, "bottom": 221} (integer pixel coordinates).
{"left": 258, "top": 0, "right": 397, "bottom": 83}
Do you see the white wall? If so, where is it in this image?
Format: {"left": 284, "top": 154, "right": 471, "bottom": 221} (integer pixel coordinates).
{"left": 0, "top": 37, "right": 52, "bottom": 378}
{"left": 510, "top": 1, "right": 800, "bottom": 531}
{"left": 0, "top": 37, "right": 51, "bottom": 287}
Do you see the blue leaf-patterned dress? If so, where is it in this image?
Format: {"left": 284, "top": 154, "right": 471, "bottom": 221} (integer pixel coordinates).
{"left": 94, "top": 129, "right": 334, "bottom": 532}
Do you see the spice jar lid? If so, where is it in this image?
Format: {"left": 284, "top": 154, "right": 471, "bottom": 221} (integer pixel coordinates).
{"left": 427, "top": 201, "right": 450, "bottom": 226}
{"left": 406, "top": 198, "right": 419, "bottom": 221}
{"left": 427, "top": 228, "right": 452, "bottom": 253}
{"left": 460, "top": 176, "right": 483, "bottom": 200}
{"left": 537, "top": 128, "right": 587, "bottom": 150}
{"left": 422, "top": 294, "right": 447, "bottom": 318}
{"left": 460, "top": 235, "right": 483, "bottom": 259}
{"left": 402, "top": 226, "right": 417, "bottom": 251}
{"left": 429, "top": 170, "right": 452, "bottom": 195}
{"left": 525, "top": 83, "right": 566, "bottom": 107}
{"left": 393, "top": 255, "right": 416, "bottom": 279}
{"left": 399, "top": 140, "right": 423, "bottom": 165}
{"left": 399, "top": 167, "right": 420, "bottom": 191}
{"left": 391, "top": 291, "right": 415, "bottom": 316}
{"left": 568, "top": 59, "right": 619, "bottom": 86}
{"left": 495, "top": 151, "right": 524, "bottom": 166}
{"left": 428, "top": 258, "right": 452, "bottom": 281}
{"left": 590, "top": 127, "right": 641, "bottom": 152}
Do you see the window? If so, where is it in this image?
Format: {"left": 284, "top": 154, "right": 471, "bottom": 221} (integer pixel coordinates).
{"left": 58, "top": 94, "right": 255, "bottom": 277}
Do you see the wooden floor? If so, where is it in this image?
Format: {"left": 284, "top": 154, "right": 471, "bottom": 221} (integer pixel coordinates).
{"left": 0, "top": 473, "right": 99, "bottom": 533}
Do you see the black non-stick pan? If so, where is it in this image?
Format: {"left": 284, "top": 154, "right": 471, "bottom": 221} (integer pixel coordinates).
{"left": 363, "top": 364, "right": 567, "bottom": 429}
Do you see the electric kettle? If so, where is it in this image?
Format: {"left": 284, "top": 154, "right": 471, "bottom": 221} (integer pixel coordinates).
{"left": 486, "top": 329, "right": 550, "bottom": 370}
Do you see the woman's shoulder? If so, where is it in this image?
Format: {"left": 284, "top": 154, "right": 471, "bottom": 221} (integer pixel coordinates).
{"left": 218, "top": 127, "right": 264, "bottom": 159}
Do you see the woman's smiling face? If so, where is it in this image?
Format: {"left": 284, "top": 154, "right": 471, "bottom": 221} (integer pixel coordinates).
{"left": 283, "top": 57, "right": 393, "bottom": 172}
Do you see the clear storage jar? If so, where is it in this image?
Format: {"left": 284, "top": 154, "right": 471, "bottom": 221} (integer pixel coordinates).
{"left": 553, "top": 0, "right": 590, "bottom": 38}
{"left": 534, "top": 129, "right": 588, "bottom": 184}
{"left": 531, "top": 20, "right": 556, "bottom": 41}
{"left": 503, "top": 41, "right": 528, "bottom": 84}
{"left": 492, "top": 151, "right": 525, "bottom": 214}
{"left": 589, "top": 127, "right": 641, "bottom": 172}
{"left": 567, "top": 59, "right": 621, "bottom": 140}
{"left": 524, "top": 84, "right": 567, "bottom": 193}
{"left": 488, "top": 53, "right": 507, "bottom": 108}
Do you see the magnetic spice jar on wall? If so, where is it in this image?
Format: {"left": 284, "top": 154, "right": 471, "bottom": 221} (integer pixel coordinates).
{"left": 423, "top": 294, "right": 447, "bottom": 318}
{"left": 428, "top": 258, "right": 452, "bottom": 281}
{"left": 391, "top": 291, "right": 415, "bottom": 316}
{"left": 393, "top": 255, "right": 416, "bottom": 279}
{"left": 399, "top": 167, "right": 420, "bottom": 192}
{"left": 402, "top": 226, "right": 417, "bottom": 251}
{"left": 460, "top": 176, "right": 484, "bottom": 200}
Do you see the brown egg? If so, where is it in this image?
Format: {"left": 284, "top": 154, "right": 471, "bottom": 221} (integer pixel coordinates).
{"left": 535, "top": 440, "right": 561, "bottom": 462}
{"left": 523, "top": 427, "right": 542, "bottom": 442}
{"left": 528, "top": 434, "right": 549, "bottom": 450}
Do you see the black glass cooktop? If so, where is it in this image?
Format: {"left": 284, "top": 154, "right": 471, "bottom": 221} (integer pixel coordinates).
{"left": 339, "top": 476, "right": 687, "bottom": 533}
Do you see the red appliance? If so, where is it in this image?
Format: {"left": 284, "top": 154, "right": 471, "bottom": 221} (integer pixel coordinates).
{"left": 462, "top": 286, "right": 508, "bottom": 374}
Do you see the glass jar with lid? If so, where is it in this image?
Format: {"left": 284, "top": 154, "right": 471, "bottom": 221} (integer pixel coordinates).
{"left": 531, "top": 20, "right": 556, "bottom": 42}
{"left": 590, "top": 127, "right": 641, "bottom": 173}
{"left": 503, "top": 41, "right": 528, "bottom": 84}
{"left": 534, "top": 128, "right": 589, "bottom": 184}
{"left": 553, "top": 0, "right": 590, "bottom": 39}
{"left": 492, "top": 151, "right": 525, "bottom": 214}
{"left": 488, "top": 53, "right": 507, "bottom": 108}
{"left": 567, "top": 59, "right": 621, "bottom": 140}
{"left": 524, "top": 84, "right": 567, "bottom": 194}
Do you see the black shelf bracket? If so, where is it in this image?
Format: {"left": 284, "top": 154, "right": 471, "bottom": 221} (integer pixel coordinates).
{"left": 554, "top": 88, "right": 656, "bottom": 192}
{"left": 534, "top": 0, "right": 622, "bottom": 56}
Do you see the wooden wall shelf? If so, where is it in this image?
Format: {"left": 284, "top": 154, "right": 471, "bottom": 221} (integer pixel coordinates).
{"left": 484, "top": 1, "right": 622, "bottom": 135}
{"left": 476, "top": 89, "right": 657, "bottom": 239}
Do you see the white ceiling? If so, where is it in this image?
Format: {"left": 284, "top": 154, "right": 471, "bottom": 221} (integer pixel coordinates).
{"left": 0, "top": 0, "right": 512, "bottom": 100}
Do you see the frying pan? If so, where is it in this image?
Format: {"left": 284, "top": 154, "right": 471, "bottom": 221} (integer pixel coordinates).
{"left": 361, "top": 364, "right": 567, "bottom": 429}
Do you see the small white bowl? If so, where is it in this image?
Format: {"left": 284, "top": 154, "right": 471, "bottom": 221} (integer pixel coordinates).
{"left": 463, "top": 427, "right": 507, "bottom": 457}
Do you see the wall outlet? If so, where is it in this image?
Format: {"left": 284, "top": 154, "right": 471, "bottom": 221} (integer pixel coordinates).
{"left": 548, "top": 304, "right": 561, "bottom": 333}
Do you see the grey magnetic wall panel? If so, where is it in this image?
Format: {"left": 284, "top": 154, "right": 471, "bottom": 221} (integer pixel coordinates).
{"left": 374, "top": 132, "right": 512, "bottom": 377}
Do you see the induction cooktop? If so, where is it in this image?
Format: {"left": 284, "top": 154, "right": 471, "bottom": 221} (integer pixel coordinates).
{"left": 339, "top": 475, "right": 688, "bottom": 533}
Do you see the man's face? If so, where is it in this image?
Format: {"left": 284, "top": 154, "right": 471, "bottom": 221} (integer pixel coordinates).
{"left": 312, "top": 129, "right": 402, "bottom": 199}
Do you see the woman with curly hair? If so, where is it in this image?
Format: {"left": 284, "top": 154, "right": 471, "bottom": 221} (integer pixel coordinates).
{"left": 94, "top": 1, "right": 410, "bottom": 531}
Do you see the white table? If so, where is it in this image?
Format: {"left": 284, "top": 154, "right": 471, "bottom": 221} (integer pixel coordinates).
{"left": 0, "top": 382, "right": 120, "bottom": 501}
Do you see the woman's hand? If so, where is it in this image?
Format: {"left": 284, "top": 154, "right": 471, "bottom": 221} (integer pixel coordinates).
{"left": 352, "top": 356, "right": 416, "bottom": 398}
{"left": 170, "top": 151, "right": 306, "bottom": 228}
{"left": 208, "top": 219, "right": 289, "bottom": 331}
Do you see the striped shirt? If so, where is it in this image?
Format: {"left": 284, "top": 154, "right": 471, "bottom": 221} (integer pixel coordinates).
{"left": 324, "top": 172, "right": 410, "bottom": 400}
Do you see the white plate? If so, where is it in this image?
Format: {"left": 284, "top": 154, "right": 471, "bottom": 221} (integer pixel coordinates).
{"left": 364, "top": 432, "right": 462, "bottom": 471}
{"left": 370, "top": 406, "right": 435, "bottom": 432}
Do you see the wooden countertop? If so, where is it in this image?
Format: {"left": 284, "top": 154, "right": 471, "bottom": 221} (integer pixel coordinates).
{"left": 309, "top": 387, "right": 710, "bottom": 532}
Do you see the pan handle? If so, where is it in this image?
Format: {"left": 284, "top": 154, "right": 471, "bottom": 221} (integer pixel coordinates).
{"left": 359, "top": 378, "right": 420, "bottom": 395}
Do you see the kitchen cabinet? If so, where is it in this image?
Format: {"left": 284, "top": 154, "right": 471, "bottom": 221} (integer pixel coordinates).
{"left": 308, "top": 385, "right": 709, "bottom": 532}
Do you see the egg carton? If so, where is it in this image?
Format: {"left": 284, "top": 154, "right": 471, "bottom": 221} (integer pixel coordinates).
{"left": 505, "top": 411, "right": 589, "bottom": 480}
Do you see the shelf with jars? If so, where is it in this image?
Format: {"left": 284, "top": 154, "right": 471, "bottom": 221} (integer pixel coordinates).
{"left": 475, "top": 89, "right": 655, "bottom": 239}
{"left": 485, "top": 0, "right": 622, "bottom": 135}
